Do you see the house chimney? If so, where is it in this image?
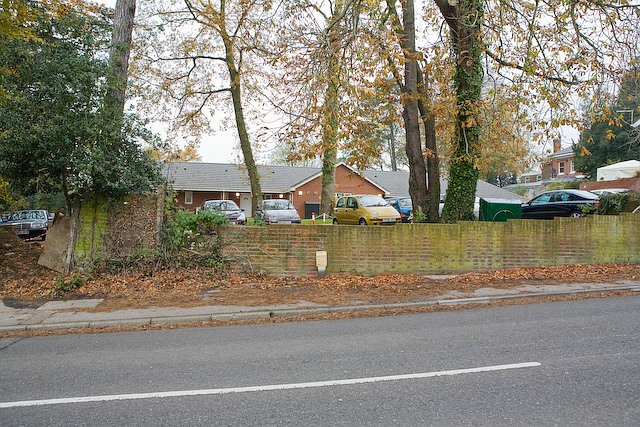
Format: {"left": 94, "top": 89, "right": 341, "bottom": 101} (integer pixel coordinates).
{"left": 553, "top": 138, "right": 561, "bottom": 153}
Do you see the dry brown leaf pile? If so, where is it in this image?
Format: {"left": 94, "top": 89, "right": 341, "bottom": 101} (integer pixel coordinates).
{"left": 2, "top": 227, "right": 639, "bottom": 311}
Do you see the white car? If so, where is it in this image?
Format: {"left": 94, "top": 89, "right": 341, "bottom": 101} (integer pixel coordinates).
{"left": 439, "top": 195, "right": 480, "bottom": 219}
{"left": 589, "top": 188, "right": 632, "bottom": 196}
{"left": 256, "top": 200, "right": 301, "bottom": 224}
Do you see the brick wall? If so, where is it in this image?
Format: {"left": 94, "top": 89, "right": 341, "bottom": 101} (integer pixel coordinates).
{"left": 75, "top": 195, "right": 160, "bottom": 267}
{"left": 581, "top": 177, "right": 640, "bottom": 193}
{"left": 222, "top": 214, "right": 640, "bottom": 276}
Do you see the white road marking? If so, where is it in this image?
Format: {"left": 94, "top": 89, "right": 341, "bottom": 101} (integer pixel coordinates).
{"left": 0, "top": 362, "right": 541, "bottom": 408}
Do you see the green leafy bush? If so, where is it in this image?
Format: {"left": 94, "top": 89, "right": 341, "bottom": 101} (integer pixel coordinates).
{"left": 247, "top": 217, "right": 268, "bottom": 226}
{"left": 56, "top": 275, "right": 83, "bottom": 292}
{"left": 596, "top": 192, "right": 640, "bottom": 215}
{"left": 164, "top": 209, "right": 230, "bottom": 270}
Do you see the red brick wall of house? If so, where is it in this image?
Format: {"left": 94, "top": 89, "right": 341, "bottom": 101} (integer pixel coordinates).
{"left": 290, "top": 165, "right": 384, "bottom": 218}
{"left": 174, "top": 191, "right": 243, "bottom": 212}
{"left": 173, "top": 165, "right": 385, "bottom": 218}
{"left": 549, "top": 157, "right": 576, "bottom": 177}
{"left": 581, "top": 177, "right": 640, "bottom": 193}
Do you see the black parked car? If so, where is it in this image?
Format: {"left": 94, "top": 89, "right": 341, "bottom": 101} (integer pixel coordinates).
{"left": 522, "top": 190, "right": 599, "bottom": 219}
{"left": 0, "top": 209, "right": 51, "bottom": 240}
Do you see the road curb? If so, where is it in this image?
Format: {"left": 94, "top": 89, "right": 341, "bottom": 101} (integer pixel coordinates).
{"left": 1, "top": 284, "right": 639, "bottom": 333}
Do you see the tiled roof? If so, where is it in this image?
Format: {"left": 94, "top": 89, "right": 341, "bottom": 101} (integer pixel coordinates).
{"left": 550, "top": 147, "right": 574, "bottom": 158}
{"left": 163, "top": 162, "right": 320, "bottom": 193}
{"left": 361, "top": 169, "right": 522, "bottom": 200}
{"left": 164, "top": 162, "right": 522, "bottom": 200}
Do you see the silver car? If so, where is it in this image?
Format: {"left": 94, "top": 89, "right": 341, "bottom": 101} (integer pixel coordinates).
{"left": 256, "top": 199, "right": 301, "bottom": 224}
{"left": 202, "top": 200, "right": 246, "bottom": 225}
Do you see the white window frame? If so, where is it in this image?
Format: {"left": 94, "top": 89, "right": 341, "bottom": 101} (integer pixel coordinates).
{"left": 558, "top": 162, "right": 565, "bottom": 175}
{"left": 184, "top": 191, "right": 193, "bottom": 205}
{"left": 570, "top": 161, "right": 575, "bottom": 173}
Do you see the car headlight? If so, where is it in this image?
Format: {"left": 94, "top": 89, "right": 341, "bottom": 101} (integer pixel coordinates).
{"left": 370, "top": 211, "right": 378, "bottom": 217}
{"left": 32, "top": 223, "right": 47, "bottom": 229}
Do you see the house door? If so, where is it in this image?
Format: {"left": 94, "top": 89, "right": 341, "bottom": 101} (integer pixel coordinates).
{"left": 304, "top": 202, "right": 320, "bottom": 219}
{"left": 240, "top": 194, "right": 252, "bottom": 217}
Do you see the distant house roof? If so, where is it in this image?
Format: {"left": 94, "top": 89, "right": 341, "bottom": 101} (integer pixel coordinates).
{"left": 164, "top": 162, "right": 522, "bottom": 200}
{"left": 290, "top": 163, "right": 389, "bottom": 194}
{"left": 361, "top": 169, "right": 522, "bottom": 200}
{"left": 163, "top": 162, "right": 320, "bottom": 193}
{"left": 549, "top": 146, "right": 574, "bottom": 159}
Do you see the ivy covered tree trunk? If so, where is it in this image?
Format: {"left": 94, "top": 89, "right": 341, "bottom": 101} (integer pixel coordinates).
{"left": 320, "top": 146, "right": 337, "bottom": 216}
{"left": 319, "top": 47, "right": 339, "bottom": 216}
{"left": 436, "top": 0, "right": 484, "bottom": 222}
{"left": 318, "top": 1, "right": 345, "bottom": 217}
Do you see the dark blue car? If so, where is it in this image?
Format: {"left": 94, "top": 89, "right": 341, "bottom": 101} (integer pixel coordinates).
{"left": 385, "top": 197, "right": 413, "bottom": 223}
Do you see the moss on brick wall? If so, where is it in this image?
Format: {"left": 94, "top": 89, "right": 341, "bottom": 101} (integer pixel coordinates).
{"left": 222, "top": 214, "right": 640, "bottom": 276}
{"left": 75, "top": 195, "right": 159, "bottom": 266}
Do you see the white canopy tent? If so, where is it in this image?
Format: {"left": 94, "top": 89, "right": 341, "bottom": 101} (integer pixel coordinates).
{"left": 597, "top": 160, "right": 640, "bottom": 181}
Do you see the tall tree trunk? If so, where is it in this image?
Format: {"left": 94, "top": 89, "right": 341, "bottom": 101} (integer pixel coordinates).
{"left": 60, "top": 174, "right": 77, "bottom": 273}
{"left": 320, "top": 146, "right": 337, "bottom": 216}
{"left": 64, "top": 201, "right": 81, "bottom": 274}
{"left": 222, "top": 30, "right": 263, "bottom": 211}
{"left": 105, "top": 0, "right": 136, "bottom": 130}
{"left": 417, "top": 67, "right": 440, "bottom": 222}
{"left": 435, "top": 0, "right": 483, "bottom": 222}
{"left": 229, "top": 65, "right": 263, "bottom": 211}
{"left": 401, "top": 0, "right": 428, "bottom": 219}
{"left": 319, "top": 56, "right": 339, "bottom": 216}
{"left": 319, "top": 2, "right": 344, "bottom": 217}
{"left": 389, "top": 123, "right": 397, "bottom": 171}
{"left": 62, "top": 0, "right": 136, "bottom": 273}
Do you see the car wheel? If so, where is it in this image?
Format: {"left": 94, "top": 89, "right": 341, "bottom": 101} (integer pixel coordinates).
{"left": 569, "top": 211, "right": 582, "bottom": 218}
{"left": 333, "top": 218, "right": 339, "bottom": 225}
{"left": 359, "top": 218, "right": 367, "bottom": 226}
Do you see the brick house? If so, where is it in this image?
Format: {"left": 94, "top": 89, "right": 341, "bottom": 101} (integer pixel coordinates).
{"left": 164, "top": 162, "right": 387, "bottom": 218}
{"left": 164, "top": 161, "right": 522, "bottom": 219}
{"left": 543, "top": 139, "right": 582, "bottom": 180}
{"left": 513, "top": 139, "right": 587, "bottom": 197}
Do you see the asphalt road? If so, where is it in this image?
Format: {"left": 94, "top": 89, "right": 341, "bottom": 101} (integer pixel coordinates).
{"left": 1, "top": 295, "right": 639, "bottom": 426}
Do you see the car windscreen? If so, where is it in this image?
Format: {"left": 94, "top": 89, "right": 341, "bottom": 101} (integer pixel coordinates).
{"left": 358, "top": 195, "right": 388, "bottom": 207}
{"left": 222, "top": 201, "right": 240, "bottom": 210}
{"left": 263, "top": 200, "right": 293, "bottom": 210}
{"left": 11, "top": 211, "right": 45, "bottom": 220}
{"left": 398, "top": 199, "right": 412, "bottom": 208}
